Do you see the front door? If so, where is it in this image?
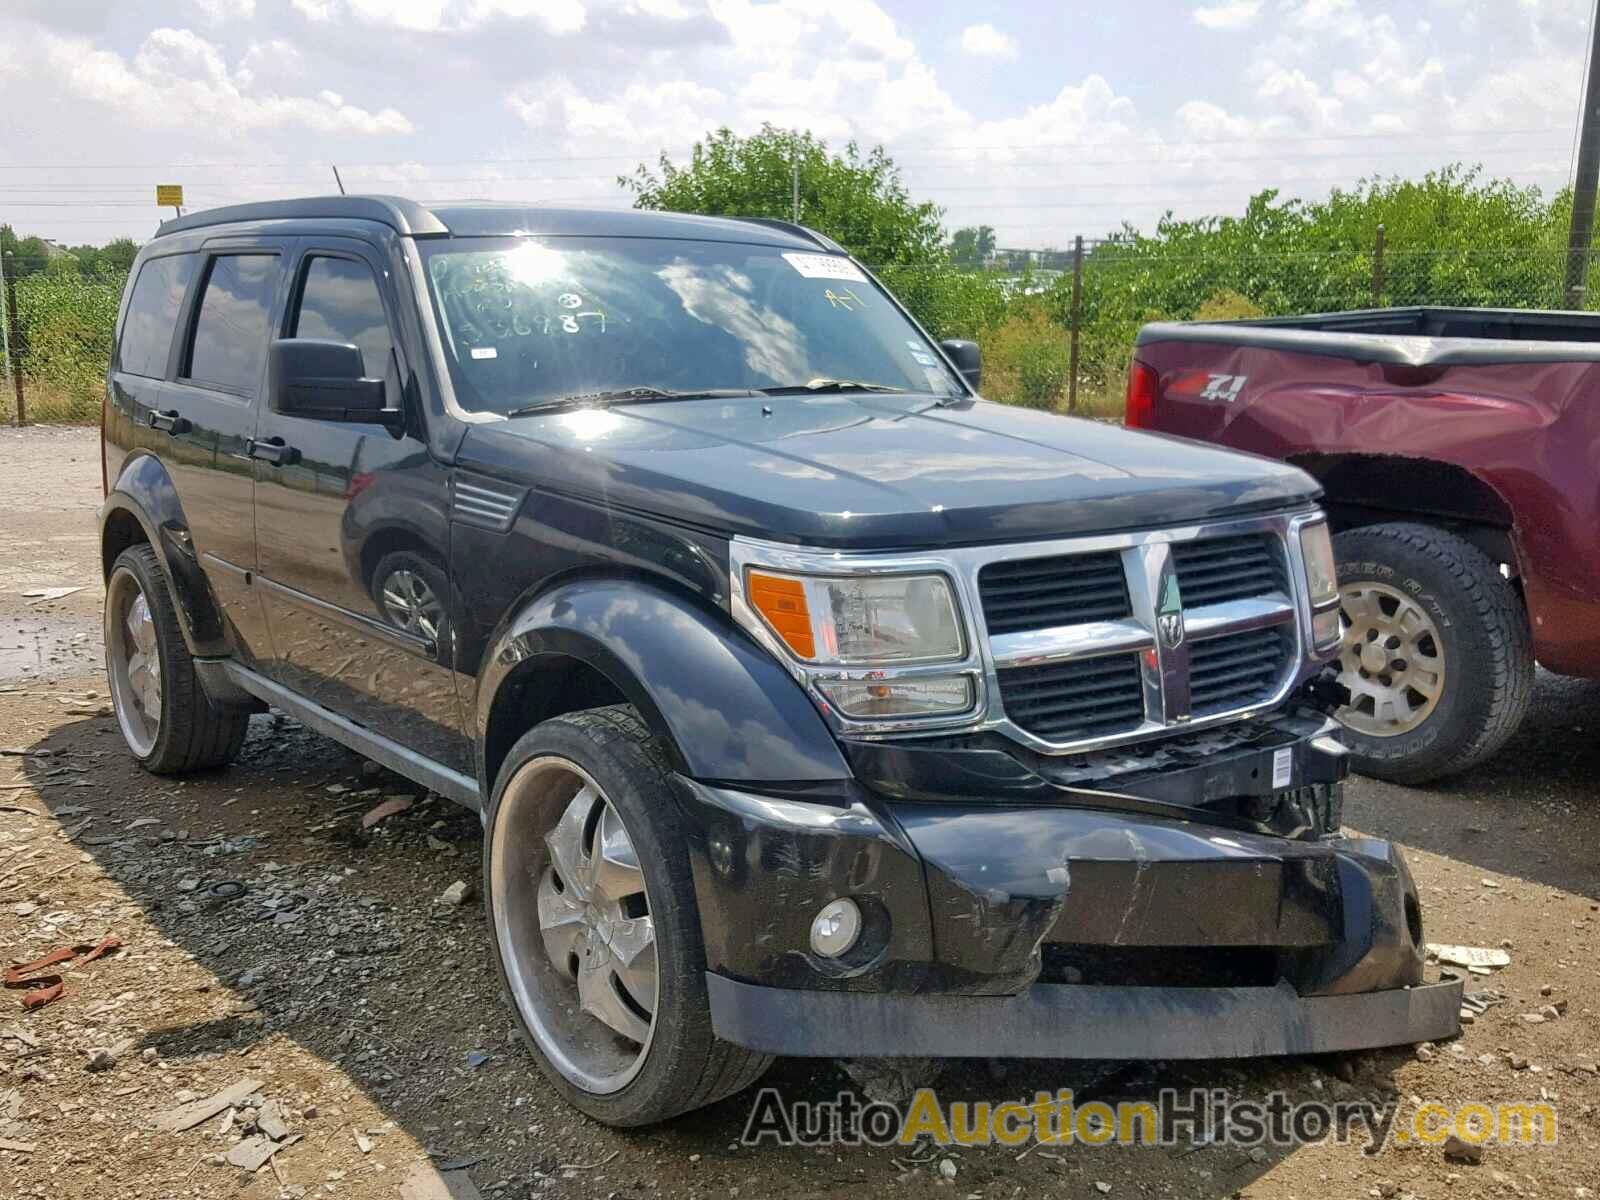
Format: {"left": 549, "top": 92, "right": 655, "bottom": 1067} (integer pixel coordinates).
{"left": 251, "top": 240, "right": 467, "bottom": 771}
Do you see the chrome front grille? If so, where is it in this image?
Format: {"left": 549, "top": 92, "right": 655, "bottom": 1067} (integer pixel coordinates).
{"left": 1189, "top": 626, "right": 1292, "bottom": 716}
{"left": 978, "top": 517, "right": 1312, "bottom": 752}
{"left": 995, "top": 654, "right": 1145, "bottom": 741}
{"left": 978, "top": 551, "right": 1130, "bottom": 634}
{"left": 1171, "top": 533, "right": 1286, "bottom": 607}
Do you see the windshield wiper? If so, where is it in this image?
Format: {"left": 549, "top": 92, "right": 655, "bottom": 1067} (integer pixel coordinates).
{"left": 758, "top": 378, "right": 909, "bottom": 396}
{"left": 506, "top": 386, "right": 754, "bottom": 417}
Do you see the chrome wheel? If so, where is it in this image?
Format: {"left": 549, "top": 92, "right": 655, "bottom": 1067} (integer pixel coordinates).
{"left": 491, "top": 758, "right": 658, "bottom": 1094}
{"left": 378, "top": 568, "right": 444, "bottom": 641}
{"left": 105, "top": 569, "right": 162, "bottom": 757}
{"left": 1336, "top": 582, "right": 1445, "bottom": 737}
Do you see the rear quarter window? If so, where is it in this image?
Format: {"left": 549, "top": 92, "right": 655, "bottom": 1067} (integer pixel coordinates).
{"left": 117, "top": 254, "right": 196, "bottom": 379}
{"left": 183, "top": 254, "right": 280, "bottom": 395}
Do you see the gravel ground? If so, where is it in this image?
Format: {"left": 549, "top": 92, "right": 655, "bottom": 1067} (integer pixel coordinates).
{"left": 1, "top": 425, "right": 1596, "bottom": 1200}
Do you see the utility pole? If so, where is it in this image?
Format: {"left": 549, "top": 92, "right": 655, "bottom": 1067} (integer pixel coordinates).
{"left": 791, "top": 151, "right": 800, "bottom": 223}
{"left": 1565, "top": 0, "right": 1600, "bottom": 308}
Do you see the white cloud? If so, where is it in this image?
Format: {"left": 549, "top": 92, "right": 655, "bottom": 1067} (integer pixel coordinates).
{"left": 959, "top": 22, "right": 1019, "bottom": 61}
{"left": 630, "top": 0, "right": 693, "bottom": 16}
{"left": 2, "top": 0, "right": 1592, "bottom": 246}
{"left": 189, "top": 0, "right": 257, "bottom": 22}
{"left": 27, "top": 26, "right": 414, "bottom": 136}
{"left": 291, "top": 0, "right": 587, "bottom": 34}
{"left": 1192, "top": 1, "right": 1262, "bottom": 31}
{"left": 236, "top": 38, "right": 305, "bottom": 88}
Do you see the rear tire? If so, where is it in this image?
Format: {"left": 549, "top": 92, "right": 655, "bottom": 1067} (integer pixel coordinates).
{"left": 483, "top": 705, "right": 770, "bottom": 1125}
{"left": 104, "top": 544, "right": 249, "bottom": 774}
{"left": 1331, "top": 523, "right": 1532, "bottom": 785}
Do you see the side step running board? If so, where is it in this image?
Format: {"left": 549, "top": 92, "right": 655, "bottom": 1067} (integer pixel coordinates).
{"left": 217, "top": 661, "right": 481, "bottom": 810}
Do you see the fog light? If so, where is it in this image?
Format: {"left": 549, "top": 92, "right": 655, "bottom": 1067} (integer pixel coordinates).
{"left": 809, "top": 898, "right": 862, "bottom": 958}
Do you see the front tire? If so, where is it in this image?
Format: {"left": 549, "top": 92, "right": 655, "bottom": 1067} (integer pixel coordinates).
{"left": 483, "top": 706, "right": 770, "bottom": 1125}
{"left": 104, "top": 544, "right": 249, "bottom": 773}
{"left": 1331, "top": 523, "right": 1533, "bottom": 785}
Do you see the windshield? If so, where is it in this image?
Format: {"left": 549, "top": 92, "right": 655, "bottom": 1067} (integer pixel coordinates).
{"left": 419, "top": 236, "right": 964, "bottom": 414}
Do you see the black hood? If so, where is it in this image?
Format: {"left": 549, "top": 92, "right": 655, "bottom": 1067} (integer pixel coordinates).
{"left": 456, "top": 393, "right": 1319, "bottom": 549}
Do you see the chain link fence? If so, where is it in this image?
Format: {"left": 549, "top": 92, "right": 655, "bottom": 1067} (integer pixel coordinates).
{"left": 2, "top": 259, "right": 126, "bottom": 424}
{"left": 0, "top": 239, "right": 1592, "bottom": 425}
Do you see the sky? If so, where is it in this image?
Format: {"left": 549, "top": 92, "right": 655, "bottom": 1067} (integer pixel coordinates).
{"left": 0, "top": 0, "right": 1592, "bottom": 249}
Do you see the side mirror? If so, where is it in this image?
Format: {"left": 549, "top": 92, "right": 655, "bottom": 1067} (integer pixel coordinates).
{"left": 939, "top": 339, "right": 982, "bottom": 391}
{"left": 270, "top": 338, "right": 399, "bottom": 427}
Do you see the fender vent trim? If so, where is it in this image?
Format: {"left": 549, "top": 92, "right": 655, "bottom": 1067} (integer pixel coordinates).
{"left": 451, "top": 474, "right": 526, "bottom": 532}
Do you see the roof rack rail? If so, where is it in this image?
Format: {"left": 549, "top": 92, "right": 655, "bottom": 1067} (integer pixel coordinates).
{"left": 732, "top": 217, "right": 846, "bottom": 255}
{"left": 155, "top": 195, "right": 450, "bottom": 239}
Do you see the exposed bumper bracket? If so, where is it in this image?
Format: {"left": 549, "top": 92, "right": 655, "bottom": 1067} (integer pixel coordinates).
{"left": 707, "top": 972, "right": 1462, "bottom": 1059}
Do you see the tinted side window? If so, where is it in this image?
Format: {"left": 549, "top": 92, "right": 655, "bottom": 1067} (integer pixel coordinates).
{"left": 292, "top": 256, "right": 394, "bottom": 375}
{"left": 184, "top": 254, "right": 278, "bottom": 394}
{"left": 118, "top": 254, "right": 195, "bottom": 379}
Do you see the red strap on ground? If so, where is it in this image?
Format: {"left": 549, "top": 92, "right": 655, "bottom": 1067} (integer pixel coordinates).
{"left": 5, "top": 937, "right": 123, "bottom": 1001}
{"left": 21, "top": 980, "right": 64, "bottom": 1009}
{"left": 3, "top": 946, "right": 77, "bottom": 986}
{"left": 78, "top": 936, "right": 121, "bottom": 964}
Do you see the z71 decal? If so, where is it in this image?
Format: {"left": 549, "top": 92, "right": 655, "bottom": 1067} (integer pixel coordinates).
{"left": 1198, "top": 373, "right": 1248, "bottom": 402}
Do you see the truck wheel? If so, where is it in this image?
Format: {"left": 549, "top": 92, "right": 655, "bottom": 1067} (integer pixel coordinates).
{"left": 1331, "top": 523, "right": 1533, "bottom": 785}
{"left": 104, "top": 544, "right": 249, "bottom": 773}
{"left": 483, "top": 706, "right": 771, "bottom": 1125}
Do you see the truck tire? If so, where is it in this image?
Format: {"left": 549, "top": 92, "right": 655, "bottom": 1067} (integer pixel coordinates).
{"left": 483, "top": 705, "right": 771, "bottom": 1125}
{"left": 104, "top": 544, "right": 250, "bottom": 773}
{"left": 1331, "top": 522, "right": 1533, "bottom": 785}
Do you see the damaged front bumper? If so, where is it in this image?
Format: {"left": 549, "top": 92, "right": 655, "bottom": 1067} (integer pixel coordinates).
{"left": 704, "top": 974, "right": 1463, "bottom": 1059}
{"left": 673, "top": 710, "right": 1462, "bottom": 1059}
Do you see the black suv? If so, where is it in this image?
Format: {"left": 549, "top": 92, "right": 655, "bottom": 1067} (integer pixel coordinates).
{"left": 99, "top": 196, "right": 1458, "bottom": 1125}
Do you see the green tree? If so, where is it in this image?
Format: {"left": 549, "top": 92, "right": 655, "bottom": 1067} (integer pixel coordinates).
{"left": 622, "top": 124, "right": 946, "bottom": 269}
{"left": 950, "top": 225, "right": 996, "bottom": 269}
{"left": 1, "top": 225, "right": 52, "bottom": 278}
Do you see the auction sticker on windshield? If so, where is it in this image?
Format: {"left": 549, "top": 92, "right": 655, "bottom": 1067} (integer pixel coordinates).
{"left": 783, "top": 252, "right": 868, "bottom": 282}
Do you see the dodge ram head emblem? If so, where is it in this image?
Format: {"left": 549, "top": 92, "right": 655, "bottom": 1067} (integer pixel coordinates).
{"left": 1157, "top": 572, "right": 1185, "bottom": 649}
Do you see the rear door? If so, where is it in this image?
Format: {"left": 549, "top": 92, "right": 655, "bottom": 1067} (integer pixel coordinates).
{"left": 251, "top": 239, "right": 467, "bottom": 771}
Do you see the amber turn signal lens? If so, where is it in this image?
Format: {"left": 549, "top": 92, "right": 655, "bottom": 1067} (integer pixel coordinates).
{"left": 748, "top": 571, "right": 815, "bottom": 659}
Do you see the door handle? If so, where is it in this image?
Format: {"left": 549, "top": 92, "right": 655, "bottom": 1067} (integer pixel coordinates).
{"left": 148, "top": 408, "right": 190, "bottom": 434}
{"left": 248, "top": 436, "right": 299, "bottom": 466}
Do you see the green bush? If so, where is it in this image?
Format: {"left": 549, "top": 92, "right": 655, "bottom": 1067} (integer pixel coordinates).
{"left": 1194, "top": 289, "right": 1266, "bottom": 321}
{"left": 981, "top": 305, "right": 1070, "bottom": 409}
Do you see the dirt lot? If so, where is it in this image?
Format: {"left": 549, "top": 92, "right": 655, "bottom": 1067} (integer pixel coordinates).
{"left": 1, "top": 425, "right": 1596, "bottom": 1200}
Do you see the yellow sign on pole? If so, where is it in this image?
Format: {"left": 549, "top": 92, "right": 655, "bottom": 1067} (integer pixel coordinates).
{"left": 155, "top": 184, "right": 184, "bottom": 208}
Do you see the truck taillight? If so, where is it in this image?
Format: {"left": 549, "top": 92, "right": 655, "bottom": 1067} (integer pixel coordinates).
{"left": 1124, "top": 360, "right": 1159, "bottom": 428}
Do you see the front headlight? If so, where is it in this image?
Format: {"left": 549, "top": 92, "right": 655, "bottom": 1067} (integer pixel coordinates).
{"left": 1299, "top": 521, "right": 1341, "bottom": 648}
{"left": 741, "top": 566, "right": 976, "bottom": 721}
{"left": 746, "top": 570, "right": 964, "bottom": 664}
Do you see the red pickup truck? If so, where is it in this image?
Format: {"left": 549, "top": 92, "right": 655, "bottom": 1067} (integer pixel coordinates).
{"left": 1127, "top": 306, "right": 1600, "bottom": 784}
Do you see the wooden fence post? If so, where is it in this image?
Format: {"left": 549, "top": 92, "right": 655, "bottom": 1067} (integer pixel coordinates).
{"left": 1371, "top": 224, "right": 1386, "bottom": 309}
{"left": 1, "top": 252, "right": 24, "bottom": 426}
{"left": 1068, "top": 235, "right": 1084, "bottom": 413}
